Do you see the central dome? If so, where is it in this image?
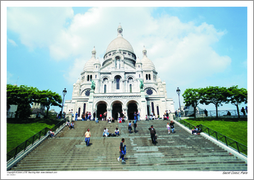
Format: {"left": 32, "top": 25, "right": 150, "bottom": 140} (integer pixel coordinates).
{"left": 105, "top": 25, "right": 134, "bottom": 54}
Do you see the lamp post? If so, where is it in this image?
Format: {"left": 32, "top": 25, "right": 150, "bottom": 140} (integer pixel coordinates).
{"left": 61, "top": 88, "right": 67, "bottom": 117}
{"left": 176, "top": 87, "right": 181, "bottom": 111}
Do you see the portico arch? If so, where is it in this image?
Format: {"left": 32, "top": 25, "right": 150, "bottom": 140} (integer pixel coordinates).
{"left": 127, "top": 100, "right": 138, "bottom": 120}
{"left": 96, "top": 101, "right": 107, "bottom": 120}
{"left": 111, "top": 100, "right": 123, "bottom": 120}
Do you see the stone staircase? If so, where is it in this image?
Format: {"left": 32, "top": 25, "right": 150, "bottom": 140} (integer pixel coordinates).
{"left": 9, "top": 120, "right": 247, "bottom": 171}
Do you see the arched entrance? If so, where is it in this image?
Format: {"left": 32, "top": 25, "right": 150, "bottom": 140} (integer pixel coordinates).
{"left": 127, "top": 101, "right": 138, "bottom": 120}
{"left": 97, "top": 101, "right": 107, "bottom": 120}
{"left": 112, "top": 101, "right": 122, "bottom": 120}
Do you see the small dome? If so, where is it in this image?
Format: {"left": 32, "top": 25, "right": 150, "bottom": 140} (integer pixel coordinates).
{"left": 141, "top": 46, "right": 155, "bottom": 70}
{"left": 94, "top": 57, "right": 101, "bottom": 65}
{"left": 136, "top": 57, "right": 141, "bottom": 64}
{"left": 157, "top": 77, "right": 162, "bottom": 82}
{"left": 83, "top": 47, "right": 99, "bottom": 71}
{"left": 106, "top": 25, "right": 134, "bottom": 54}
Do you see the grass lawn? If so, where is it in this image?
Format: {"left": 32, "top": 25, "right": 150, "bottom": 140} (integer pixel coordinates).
{"left": 7, "top": 120, "right": 56, "bottom": 152}
{"left": 184, "top": 119, "right": 247, "bottom": 146}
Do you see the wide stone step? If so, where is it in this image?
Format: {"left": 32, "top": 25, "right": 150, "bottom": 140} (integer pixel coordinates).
{"left": 9, "top": 120, "right": 247, "bottom": 172}
{"left": 20, "top": 151, "right": 235, "bottom": 163}
{"left": 14, "top": 159, "right": 247, "bottom": 167}
{"left": 12, "top": 162, "right": 247, "bottom": 171}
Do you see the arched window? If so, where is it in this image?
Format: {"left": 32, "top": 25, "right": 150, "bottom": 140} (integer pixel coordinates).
{"left": 151, "top": 102, "right": 154, "bottom": 115}
{"left": 149, "top": 74, "right": 151, "bottom": 80}
{"left": 130, "top": 84, "right": 132, "bottom": 93}
{"left": 157, "top": 106, "right": 160, "bottom": 117}
{"left": 115, "top": 75, "right": 121, "bottom": 89}
{"left": 78, "top": 107, "right": 81, "bottom": 117}
{"left": 90, "top": 75, "right": 92, "bottom": 81}
{"left": 104, "top": 84, "right": 106, "bottom": 93}
{"left": 87, "top": 75, "right": 89, "bottom": 81}
{"left": 146, "top": 74, "right": 148, "bottom": 80}
{"left": 128, "top": 77, "right": 133, "bottom": 82}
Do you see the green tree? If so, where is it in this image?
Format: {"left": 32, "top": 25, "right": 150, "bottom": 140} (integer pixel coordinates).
{"left": 227, "top": 85, "right": 247, "bottom": 118}
{"left": 182, "top": 88, "right": 201, "bottom": 119}
{"left": 200, "top": 86, "right": 228, "bottom": 118}
{"left": 38, "top": 90, "right": 62, "bottom": 118}
{"left": 7, "top": 84, "right": 62, "bottom": 119}
{"left": 7, "top": 84, "right": 35, "bottom": 118}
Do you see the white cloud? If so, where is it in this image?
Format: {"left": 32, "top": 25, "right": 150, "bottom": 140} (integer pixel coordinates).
{"left": 7, "top": 7, "right": 74, "bottom": 49}
{"left": 7, "top": 7, "right": 231, "bottom": 85}
{"left": 64, "top": 58, "right": 86, "bottom": 84}
{"left": 7, "top": 38, "right": 17, "bottom": 46}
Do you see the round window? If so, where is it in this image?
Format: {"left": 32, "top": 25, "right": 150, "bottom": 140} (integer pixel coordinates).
{"left": 85, "top": 90, "right": 90, "bottom": 96}
{"left": 146, "top": 89, "right": 153, "bottom": 95}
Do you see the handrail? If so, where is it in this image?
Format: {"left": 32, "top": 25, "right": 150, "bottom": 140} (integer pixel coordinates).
{"left": 174, "top": 109, "right": 247, "bottom": 118}
{"left": 179, "top": 120, "right": 247, "bottom": 155}
{"left": 7, "top": 120, "right": 65, "bottom": 161}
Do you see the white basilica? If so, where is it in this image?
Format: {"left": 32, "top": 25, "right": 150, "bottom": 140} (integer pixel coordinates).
{"left": 63, "top": 25, "right": 175, "bottom": 120}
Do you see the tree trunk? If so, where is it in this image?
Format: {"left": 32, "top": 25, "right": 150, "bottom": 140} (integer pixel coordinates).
{"left": 236, "top": 104, "right": 240, "bottom": 119}
{"left": 46, "top": 107, "right": 49, "bottom": 118}
{"left": 215, "top": 104, "right": 218, "bottom": 119}
{"left": 193, "top": 105, "right": 196, "bottom": 119}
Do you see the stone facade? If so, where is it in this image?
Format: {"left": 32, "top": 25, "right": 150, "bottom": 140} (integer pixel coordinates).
{"left": 64, "top": 25, "right": 175, "bottom": 120}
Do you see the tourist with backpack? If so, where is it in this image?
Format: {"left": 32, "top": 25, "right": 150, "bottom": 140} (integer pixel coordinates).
{"left": 118, "top": 138, "right": 126, "bottom": 163}
{"left": 170, "top": 121, "right": 175, "bottom": 133}
{"left": 133, "top": 119, "right": 137, "bottom": 133}
{"left": 148, "top": 125, "right": 156, "bottom": 144}
{"left": 128, "top": 121, "right": 132, "bottom": 133}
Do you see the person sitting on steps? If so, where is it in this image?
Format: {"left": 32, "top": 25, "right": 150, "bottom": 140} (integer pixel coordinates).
{"left": 107, "top": 117, "right": 112, "bottom": 123}
{"left": 115, "top": 128, "right": 120, "bottom": 136}
{"left": 167, "top": 122, "right": 170, "bottom": 134}
{"left": 48, "top": 129, "right": 55, "bottom": 138}
{"left": 192, "top": 126, "right": 198, "bottom": 135}
{"left": 103, "top": 128, "right": 109, "bottom": 137}
{"left": 70, "top": 121, "right": 75, "bottom": 129}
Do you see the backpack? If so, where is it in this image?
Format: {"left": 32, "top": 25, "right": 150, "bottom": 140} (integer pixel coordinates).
{"left": 123, "top": 145, "right": 126, "bottom": 155}
{"left": 150, "top": 128, "right": 155, "bottom": 135}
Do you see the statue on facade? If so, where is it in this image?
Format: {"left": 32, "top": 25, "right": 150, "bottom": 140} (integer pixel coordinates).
{"left": 139, "top": 79, "right": 144, "bottom": 90}
{"left": 91, "top": 80, "right": 95, "bottom": 90}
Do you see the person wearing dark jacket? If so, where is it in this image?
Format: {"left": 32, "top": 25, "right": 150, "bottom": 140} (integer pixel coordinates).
{"left": 170, "top": 121, "right": 175, "bottom": 133}
{"left": 148, "top": 125, "right": 156, "bottom": 144}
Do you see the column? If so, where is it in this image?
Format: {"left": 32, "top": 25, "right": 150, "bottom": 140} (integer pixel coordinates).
{"left": 140, "top": 90, "right": 146, "bottom": 120}
{"left": 107, "top": 108, "right": 112, "bottom": 119}
{"left": 125, "top": 80, "right": 127, "bottom": 92}
{"left": 123, "top": 108, "right": 127, "bottom": 120}
{"left": 87, "top": 90, "right": 94, "bottom": 113}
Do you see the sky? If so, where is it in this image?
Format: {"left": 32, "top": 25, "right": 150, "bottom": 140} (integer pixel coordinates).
{"left": 2, "top": 3, "right": 254, "bottom": 110}
{"left": 3, "top": 2, "right": 252, "bottom": 114}
{"left": 1, "top": 1, "right": 253, "bottom": 178}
